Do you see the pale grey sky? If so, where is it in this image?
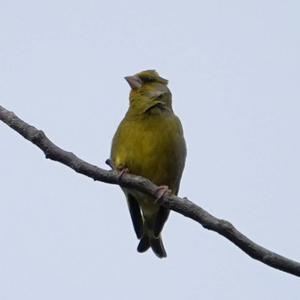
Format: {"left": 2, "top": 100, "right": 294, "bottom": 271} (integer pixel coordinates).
{"left": 1, "top": 1, "right": 300, "bottom": 299}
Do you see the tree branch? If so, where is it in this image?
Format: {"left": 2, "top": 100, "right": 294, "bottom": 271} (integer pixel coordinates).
{"left": 1, "top": 104, "right": 300, "bottom": 277}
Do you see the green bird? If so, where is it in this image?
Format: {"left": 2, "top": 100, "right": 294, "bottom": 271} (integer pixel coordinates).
{"left": 110, "top": 70, "right": 186, "bottom": 258}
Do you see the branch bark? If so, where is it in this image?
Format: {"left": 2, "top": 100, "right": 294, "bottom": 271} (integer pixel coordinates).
{"left": 1, "top": 104, "right": 300, "bottom": 277}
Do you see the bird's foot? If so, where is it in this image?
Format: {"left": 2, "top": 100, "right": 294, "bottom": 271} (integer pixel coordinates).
{"left": 105, "top": 159, "right": 128, "bottom": 181}
{"left": 154, "top": 185, "right": 170, "bottom": 203}
{"left": 118, "top": 168, "right": 129, "bottom": 181}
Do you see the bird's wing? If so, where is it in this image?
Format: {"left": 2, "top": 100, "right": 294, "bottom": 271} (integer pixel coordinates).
{"left": 126, "top": 193, "right": 144, "bottom": 239}
{"left": 153, "top": 207, "right": 170, "bottom": 237}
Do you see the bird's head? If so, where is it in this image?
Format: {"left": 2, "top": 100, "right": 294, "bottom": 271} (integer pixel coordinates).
{"left": 124, "top": 70, "right": 172, "bottom": 115}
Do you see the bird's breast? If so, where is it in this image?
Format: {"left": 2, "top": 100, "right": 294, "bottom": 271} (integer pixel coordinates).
{"left": 111, "top": 114, "right": 186, "bottom": 191}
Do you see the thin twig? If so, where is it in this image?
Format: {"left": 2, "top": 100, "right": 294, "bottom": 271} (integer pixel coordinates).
{"left": 1, "top": 104, "right": 300, "bottom": 277}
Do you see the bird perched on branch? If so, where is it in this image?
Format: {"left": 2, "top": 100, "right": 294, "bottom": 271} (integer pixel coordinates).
{"left": 110, "top": 70, "right": 186, "bottom": 258}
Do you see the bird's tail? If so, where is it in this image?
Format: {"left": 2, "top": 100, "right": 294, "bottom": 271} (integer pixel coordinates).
{"left": 137, "top": 234, "right": 167, "bottom": 258}
{"left": 150, "top": 236, "right": 167, "bottom": 258}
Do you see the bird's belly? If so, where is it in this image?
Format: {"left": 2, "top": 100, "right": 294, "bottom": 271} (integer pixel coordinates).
{"left": 120, "top": 132, "right": 178, "bottom": 187}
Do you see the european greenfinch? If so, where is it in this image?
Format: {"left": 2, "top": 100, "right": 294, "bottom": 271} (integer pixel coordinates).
{"left": 110, "top": 70, "right": 186, "bottom": 258}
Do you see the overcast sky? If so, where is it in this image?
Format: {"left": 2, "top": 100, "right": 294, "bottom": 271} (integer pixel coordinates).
{"left": 1, "top": 1, "right": 300, "bottom": 299}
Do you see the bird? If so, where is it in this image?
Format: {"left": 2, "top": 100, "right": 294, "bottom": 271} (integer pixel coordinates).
{"left": 110, "top": 70, "right": 186, "bottom": 258}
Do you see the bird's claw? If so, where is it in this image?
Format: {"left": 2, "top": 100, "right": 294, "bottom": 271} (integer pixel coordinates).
{"left": 118, "top": 168, "right": 129, "bottom": 181}
{"left": 105, "top": 159, "right": 128, "bottom": 181}
{"left": 154, "top": 185, "right": 170, "bottom": 203}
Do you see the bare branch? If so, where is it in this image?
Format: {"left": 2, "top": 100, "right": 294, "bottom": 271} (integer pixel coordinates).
{"left": 1, "top": 104, "right": 300, "bottom": 277}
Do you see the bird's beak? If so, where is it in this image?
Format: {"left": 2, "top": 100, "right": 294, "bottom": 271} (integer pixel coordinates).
{"left": 124, "top": 75, "right": 143, "bottom": 89}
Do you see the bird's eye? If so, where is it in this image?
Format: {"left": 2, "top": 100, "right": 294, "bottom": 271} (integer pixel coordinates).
{"left": 156, "top": 94, "right": 164, "bottom": 100}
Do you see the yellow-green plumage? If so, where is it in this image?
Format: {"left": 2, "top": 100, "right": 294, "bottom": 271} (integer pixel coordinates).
{"left": 110, "top": 70, "right": 186, "bottom": 258}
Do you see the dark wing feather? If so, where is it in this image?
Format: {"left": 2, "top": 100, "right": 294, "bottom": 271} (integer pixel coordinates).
{"left": 153, "top": 207, "right": 170, "bottom": 238}
{"left": 126, "top": 194, "right": 144, "bottom": 239}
